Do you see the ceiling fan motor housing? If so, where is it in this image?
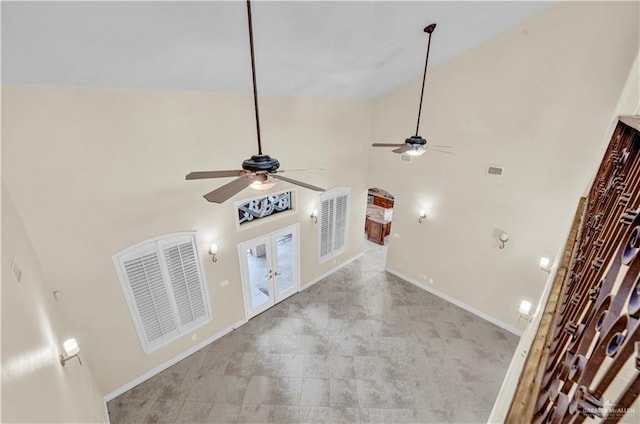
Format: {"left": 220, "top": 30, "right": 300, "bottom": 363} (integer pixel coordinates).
{"left": 406, "top": 135, "right": 427, "bottom": 146}
{"left": 242, "top": 154, "right": 280, "bottom": 172}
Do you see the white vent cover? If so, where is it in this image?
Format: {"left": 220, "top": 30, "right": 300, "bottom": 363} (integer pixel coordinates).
{"left": 487, "top": 166, "right": 504, "bottom": 176}
{"left": 11, "top": 258, "right": 22, "bottom": 283}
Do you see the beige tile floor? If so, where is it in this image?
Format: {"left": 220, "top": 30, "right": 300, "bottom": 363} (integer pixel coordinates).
{"left": 107, "top": 240, "right": 518, "bottom": 423}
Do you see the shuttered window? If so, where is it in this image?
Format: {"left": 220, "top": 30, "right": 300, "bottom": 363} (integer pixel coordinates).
{"left": 114, "top": 233, "right": 211, "bottom": 353}
{"left": 318, "top": 188, "right": 350, "bottom": 263}
{"left": 334, "top": 193, "right": 348, "bottom": 251}
{"left": 319, "top": 196, "right": 334, "bottom": 258}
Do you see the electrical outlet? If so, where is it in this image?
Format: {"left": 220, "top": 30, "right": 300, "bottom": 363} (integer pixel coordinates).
{"left": 393, "top": 233, "right": 400, "bottom": 239}
{"left": 333, "top": 259, "right": 337, "bottom": 265}
{"left": 220, "top": 280, "right": 229, "bottom": 287}
{"left": 191, "top": 333, "right": 197, "bottom": 342}
{"left": 428, "top": 278, "right": 434, "bottom": 285}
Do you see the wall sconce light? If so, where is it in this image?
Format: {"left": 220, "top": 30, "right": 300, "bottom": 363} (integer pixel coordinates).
{"left": 418, "top": 210, "right": 427, "bottom": 224}
{"left": 310, "top": 209, "right": 318, "bottom": 224}
{"left": 518, "top": 300, "right": 533, "bottom": 323}
{"left": 59, "top": 338, "right": 82, "bottom": 366}
{"left": 539, "top": 257, "right": 551, "bottom": 273}
{"left": 209, "top": 244, "right": 218, "bottom": 262}
{"left": 499, "top": 232, "right": 509, "bottom": 249}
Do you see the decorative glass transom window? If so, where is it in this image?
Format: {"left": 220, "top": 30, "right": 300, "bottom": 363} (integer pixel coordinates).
{"left": 237, "top": 191, "right": 293, "bottom": 226}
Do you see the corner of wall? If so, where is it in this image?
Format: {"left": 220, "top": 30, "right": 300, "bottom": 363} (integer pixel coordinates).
{"left": 1, "top": 181, "right": 107, "bottom": 423}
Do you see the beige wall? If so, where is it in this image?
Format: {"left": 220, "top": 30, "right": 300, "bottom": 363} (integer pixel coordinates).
{"left": 1, "top": 182, "right": 107, "bottom": 423}
{"left": 1, "top": 86, "right": 371, "bottom": 396}
{"left": 368, "top": 1, "right": 639, "bottom": 331}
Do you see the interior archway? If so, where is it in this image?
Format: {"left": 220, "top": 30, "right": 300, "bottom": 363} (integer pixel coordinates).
{"left": 365, "top": 187, "right": 394, "bottom": 246}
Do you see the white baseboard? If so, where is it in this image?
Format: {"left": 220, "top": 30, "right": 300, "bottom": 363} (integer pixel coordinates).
{"left": 301, "top": 252, "right": 364, "bottom": 291}
{"left": 103, "top": 398, "right": 111, "bottom": 424}
{"left": 385, "top": 267, "right": 522, "bottom": 337}
{"left": 103, "top": 318, "right": 247, "bottom": 403}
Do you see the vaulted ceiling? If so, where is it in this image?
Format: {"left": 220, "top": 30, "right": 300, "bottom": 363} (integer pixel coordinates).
{"left": 2, "top": 1, "right": 554, "bottom": 99}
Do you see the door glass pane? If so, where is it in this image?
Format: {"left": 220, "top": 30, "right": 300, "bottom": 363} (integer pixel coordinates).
{"left": 275, "top": 233, "right": 294, "bottom": 295}
{"left": 246, "top": 243, "right": 270, "bottom": 309}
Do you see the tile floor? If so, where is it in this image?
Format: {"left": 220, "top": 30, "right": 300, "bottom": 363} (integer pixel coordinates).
{"left": 107, "top": 241, "right": 518, "bottom": 423}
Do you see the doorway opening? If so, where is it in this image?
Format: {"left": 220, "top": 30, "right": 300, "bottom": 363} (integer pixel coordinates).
{"left": 365, "top": 187, "right": 394, "bottom": 246}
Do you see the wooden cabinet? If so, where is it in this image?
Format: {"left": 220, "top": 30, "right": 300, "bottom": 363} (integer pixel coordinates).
{"left": 371, "top": 194, "right": 394, "bottom": 209}
{"left": 365, "top": 196, "right": 393, "bottom": 245}
{"left": 366, "top": 217, "right": 391, "bottom": 245}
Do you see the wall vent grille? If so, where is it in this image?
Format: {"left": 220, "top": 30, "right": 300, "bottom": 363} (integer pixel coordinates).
{"left": 487, "top": 166, "right": 504, "bottom": 176}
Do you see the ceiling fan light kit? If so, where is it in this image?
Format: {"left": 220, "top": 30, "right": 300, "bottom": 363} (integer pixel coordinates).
{"left": 371, "top": 23, "right": 454, "bottom": 157}
{"left": 250, "top": 175, "right": 278, "bottom": 191}
{"left": 186, "top": 0, "right": 324, "bottom": 203}
{"left": 402, "top": 136, "right": 428, "bottom": 157}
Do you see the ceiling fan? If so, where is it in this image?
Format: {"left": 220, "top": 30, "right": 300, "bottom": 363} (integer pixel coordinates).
{"left": 186, "top": 0, "right": 325, "bottom": 204}
{"left": 372, "top": 23, "right": 453, "bottom": 157}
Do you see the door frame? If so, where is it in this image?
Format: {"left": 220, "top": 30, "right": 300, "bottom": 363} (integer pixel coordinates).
{"left": 238, "top": 234, "right": 273, "bottom": 319}
{"left": 237, "top": 223, "right": 300, "bottom": 320}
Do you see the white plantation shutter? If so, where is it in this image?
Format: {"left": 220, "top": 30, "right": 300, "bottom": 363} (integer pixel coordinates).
{"left": 123, "top": 252, "right": 177, "bottom": 345}
{"left": 333, "top": 193, "right": 348, "bottom": 253}
{"left": 319, "top": 197, "right": 334, "bottom": 260}
{"left": 163, "top": 241, "right": 207, "bottom": 326}
{"left": 318, "top": 188, "right": 350, "bottom": 263}
{"left": 115, "top": 232, "right": 211, "bottom": 353}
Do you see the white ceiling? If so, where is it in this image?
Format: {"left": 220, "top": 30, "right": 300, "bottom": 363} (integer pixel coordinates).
{"left": 1, "top": 1, "right": 554, "bottom": 99}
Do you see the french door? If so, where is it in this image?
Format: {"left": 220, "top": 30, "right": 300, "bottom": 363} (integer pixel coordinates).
{"left": 238, "top": 224, "right": 299, "bottom": 319}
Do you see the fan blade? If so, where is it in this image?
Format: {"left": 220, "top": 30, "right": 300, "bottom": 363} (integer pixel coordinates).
{"left": 392, "top": 145, "right": 412, "bottom": 154}
{"left": 272, "top": 174, "right": 325, "bottom": 192}
{"left": 427, "top": 145, "right": 454, "bottom": 148}
{"left": 372, "top": 143, "right": 405, "bottom": 147}
{"left": 203, "top": 175, "right": 255, "bottom": 203}
{"left": 186, "top": 170, "right": 245, "bottom": 180}
{"left": 275, "top": 168, "right": 325, "bottom": 172}
{"left": 427, "top": 148, "right": 456, "bottom": 155}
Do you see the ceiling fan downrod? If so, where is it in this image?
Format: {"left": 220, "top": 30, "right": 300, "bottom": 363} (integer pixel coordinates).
{"left": 242, "top": 0, "right": 280, "bottom": 173}
{"left": 246, "top": 0, "right": 263, "bottom": 156}
{"left": 415, "top": 23, "right": 436, "bottom": 137}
